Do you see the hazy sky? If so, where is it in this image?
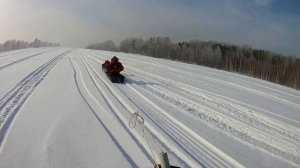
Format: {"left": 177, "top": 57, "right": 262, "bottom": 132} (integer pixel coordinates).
{"left": 0, "top": 0, "right": 299, "bottom": 56}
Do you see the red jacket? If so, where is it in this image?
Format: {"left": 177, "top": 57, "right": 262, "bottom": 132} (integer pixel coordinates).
{"left": 107, "top": 62, "right": 124, "bottom": 74}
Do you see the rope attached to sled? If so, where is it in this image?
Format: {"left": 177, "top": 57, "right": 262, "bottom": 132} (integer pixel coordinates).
{"left": 129, "top": 112, "right": 144, "bottom": 128}
{"left": 129, "top": 112, "right": 159, "bottom": 165}
{"left": 115, "top": 84, "right": 161, "bottom": 166}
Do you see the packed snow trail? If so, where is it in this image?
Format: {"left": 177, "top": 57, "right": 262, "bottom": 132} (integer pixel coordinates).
{"left": 85, "top": 50, "right": 300, "bottom": 125}
{"left": 0, "top": 48, "right": 58, "bottom": 70}
{"left": 0, "top": 48, "right": 299, "bottom": 168}
{"left": 0, "top": 48, "right": 69, "bottom": 99}
{"left": 78, "top": 55, "right": 155, "bottom": 164}
{"left": 69, "top": 57, "right": 139, "bottom": 167}
{"left": 0, "top": 50, "right": 70, "bottom": 147}
{"left": 83, "top": 49, "right": 300, "bottom": 167}
{"left": 0, "top": 49, "right": 153, "bottom": 167}
{"left": 84, "top": 54, "right": 245, "bottom": 167}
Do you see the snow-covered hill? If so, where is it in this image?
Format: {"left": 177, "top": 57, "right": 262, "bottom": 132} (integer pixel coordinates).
{"left": 0, "top": 48, "right": 299, "bottom": 168}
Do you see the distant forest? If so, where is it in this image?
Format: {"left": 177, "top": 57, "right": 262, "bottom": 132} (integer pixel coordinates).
{"left": 87, "top": 37, "right": 300, "bottom": 90}
{"left": 0, "top": 38, "right": 60, "bottom": 52}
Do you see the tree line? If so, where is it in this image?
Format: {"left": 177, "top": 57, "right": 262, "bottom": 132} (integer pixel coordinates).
{"left": 0, "top": 38, "right": 60, "bottom": 52}
{"left": 86, "top": 37, "right": 300, "bottom": 89}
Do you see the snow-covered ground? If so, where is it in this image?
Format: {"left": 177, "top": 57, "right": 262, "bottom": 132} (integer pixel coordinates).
{"left": 0, "top": 48, "right": 299, "bottom": 168}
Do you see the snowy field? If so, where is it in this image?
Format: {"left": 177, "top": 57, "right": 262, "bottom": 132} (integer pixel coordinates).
{"left": 0, "top": 48, "right": 299, "bottom": 168}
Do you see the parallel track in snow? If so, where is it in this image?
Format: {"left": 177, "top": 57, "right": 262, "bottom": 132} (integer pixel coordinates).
{"left": 0, "top": 48, "right": 58, "bottom": 71}
{"left": 116, "top": 83, "right": 239, "bottom": 168}
{"left": 69, "top": 57, "right": 142, "bottom": 167}
{"left": 87, "top": 52, "right": 300, "bottom": 125}
{"left": 0, "top": 50, "right": 70, "bottom": 147}
{"left": 124, "top": 67, "right": 300, "bottom": 166}
{"left": 76, "top": 55, "right": 156, "bottom": 166}
{"left": 0, "top": 49, "right": 42, "bottom": 67}
{"left": 126, "top": 68, "right": 300, "bottom": 141}
{"left": 0, "top": 50, "right": 26, "bottom": 58}
{"left": 87, "top": 50, "right": 300, "bottom": 101}
{"left": 85, "top": 52, "right": 300, "bottom": 166}
{"left": 83, "top": 52, "right": 245, "bottom": 168}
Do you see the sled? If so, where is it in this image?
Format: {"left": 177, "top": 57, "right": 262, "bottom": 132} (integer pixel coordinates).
{"left": 106, "top": 73, "right": 125, "bottom": 83}
{"left": 102, "top": 62, "right": 125, "bottom": 83}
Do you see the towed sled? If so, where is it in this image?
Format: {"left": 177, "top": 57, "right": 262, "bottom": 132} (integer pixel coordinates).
{"left": 102, "top": 66, "right": 125, "bottom": 83}
{"left": 106, "top": 73, "right": 125, "bottom": 83}
{"left": 102, "top": 57, "right": 125, "bottom": 83}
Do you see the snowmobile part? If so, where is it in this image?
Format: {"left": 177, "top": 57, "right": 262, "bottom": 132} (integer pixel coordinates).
{"left": 158, "top": 152, "right": 171, "bottom": 168}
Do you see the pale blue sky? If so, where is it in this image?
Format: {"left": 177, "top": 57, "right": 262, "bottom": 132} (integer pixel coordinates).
{"left": 0, "top": 0, "right": 299, "bottom": 56}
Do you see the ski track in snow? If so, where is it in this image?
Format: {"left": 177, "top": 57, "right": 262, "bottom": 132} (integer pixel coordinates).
{"left": 125, "top": 69, "right": 300, "bottom": 143}
{"left": 1, "top": 48, "right": 300, "bottom": 168}
{"left": 68, "top": 57, "right": 140, "bottom": 167}
{"left": 0, "top": 49, "right": 30, "bottom": 58}
{"left": 0, "top": 49, "right": 35, "bottom": 61}
{"left": 94, "top": 50, "right": 300, "bottom": 112}
{"left": 117, "top": 83, "right": 240, "bottom": 168}
{"left": 78, "top": 55, "right": 195, "bottom": 167}
{"left": 0, "top": 49, "right": 38, "bottom": 67}
{"left": 78, "top": 54, "right": 199, "bottom": 167}
{"left": 81, "top": 57, "right": 202, "bottom": 167}
{"left": 79, "top": 55, "right": 159, "bottom": 163}
{"left": 125, "top": 54, "right": 300, "bottom": 101}
{"left": 83, "top": 51, "right": 247, "bottom": 167}
{"left": 89, "top": 49, "right": 300, "bottom": 101}
{"left": 125, "top": 70, "right": 300, "bottom": 166}
{"left": 85, "top": 50, "right": 300, "bottom": 125}
{"left": 138, "top": 84, "right": 300, "bottom": 163}
{"left": 86, "top": 52, "right": 299, "bottom": 125}
{"left": 0, "top": 50, "right": 70, "bottom": 147}
{"left": 0, "top": 48, "right": 58, "bottom": 71}
{"left": 84, "top": 50, "right": 300, "bottom": 167}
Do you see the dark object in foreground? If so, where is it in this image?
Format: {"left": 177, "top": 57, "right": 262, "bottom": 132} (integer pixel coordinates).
{"left": 106, "top": 73, "right": 125, "bottom": 83}
{"left": 154, "top": 164, "right": 180, "bottom": 168}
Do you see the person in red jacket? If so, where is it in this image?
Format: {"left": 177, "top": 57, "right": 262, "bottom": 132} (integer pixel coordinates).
{"left": 107, "top": 56, "right": 124, "bottom": 75}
